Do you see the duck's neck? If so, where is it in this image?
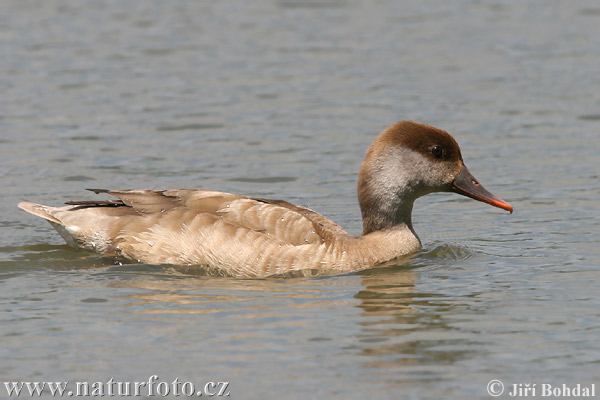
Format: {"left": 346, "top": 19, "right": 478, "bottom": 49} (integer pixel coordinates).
{"left": 357, "top": 159, "right": 421, "bottom": 237}
{"left": 357, "top": 143, "right": 427, "bottom": 239}
{"left": 359, "top": 186, "right": 418, "bottom": 237}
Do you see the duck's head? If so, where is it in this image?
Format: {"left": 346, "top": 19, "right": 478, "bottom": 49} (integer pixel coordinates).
{"left": 358, "top": 121, "right": 512, "bottom": 235}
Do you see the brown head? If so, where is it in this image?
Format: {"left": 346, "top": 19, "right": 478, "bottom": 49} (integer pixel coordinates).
{"left": 358, "top": 121, "right": 512, "bottom": 235}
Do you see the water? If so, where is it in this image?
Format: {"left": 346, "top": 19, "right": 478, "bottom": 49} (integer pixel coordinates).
{"left": 1, "top": 0, "right": 599, "bottom": 398}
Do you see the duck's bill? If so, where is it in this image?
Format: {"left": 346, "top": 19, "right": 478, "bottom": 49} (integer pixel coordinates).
{"left": 452, "top": 165, "right": 513, "bottom": 213}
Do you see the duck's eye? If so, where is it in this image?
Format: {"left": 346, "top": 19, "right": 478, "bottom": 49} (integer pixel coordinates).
{"left": 431, "top": 145, "right": 444, "bottom": 159}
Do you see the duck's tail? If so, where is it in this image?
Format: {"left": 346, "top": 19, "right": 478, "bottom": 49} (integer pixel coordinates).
{"left": 18, "top": 202, "right": 86, "bottom": 248}
{"left": 18, "top": 202, "right": 63, "bottom": 224}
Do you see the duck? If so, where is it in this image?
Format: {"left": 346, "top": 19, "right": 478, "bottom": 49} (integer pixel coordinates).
{"left": 18, "top": 121, "right": 512, "bottom": 277}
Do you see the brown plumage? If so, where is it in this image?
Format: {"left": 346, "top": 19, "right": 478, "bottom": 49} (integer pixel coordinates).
{"left": 19, "top": 121, "right": 512, "bottom": 277}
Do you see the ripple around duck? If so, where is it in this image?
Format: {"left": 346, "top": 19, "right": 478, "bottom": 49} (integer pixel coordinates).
{"left": 0, "top": 244, "right": 114, "bottom": 273}
{"left": 418, "top": 245, "right": 479, "bottom": 263}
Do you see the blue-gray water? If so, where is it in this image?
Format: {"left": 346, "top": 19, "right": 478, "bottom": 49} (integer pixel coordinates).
{"left": 1, "top": 1, "right": 599, "bottom": 399}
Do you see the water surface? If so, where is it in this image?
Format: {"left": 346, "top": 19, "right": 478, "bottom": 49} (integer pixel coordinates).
{"left": 1, "top": 1, "right": 599, "bottom": 398}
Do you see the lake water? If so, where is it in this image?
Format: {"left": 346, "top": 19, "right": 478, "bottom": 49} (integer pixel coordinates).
{"left": 1, "top": 1, "right": 599, "bottom": 398}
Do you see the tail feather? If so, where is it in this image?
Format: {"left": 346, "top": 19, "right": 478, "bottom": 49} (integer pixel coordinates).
{"left": 18, "top": 202, "right": 88, "bottom": 249}
{"left": 18, "top": 202, "right": 63, "bottom": 225}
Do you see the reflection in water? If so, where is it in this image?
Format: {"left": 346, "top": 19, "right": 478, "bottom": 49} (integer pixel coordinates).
{"left": 4, "top": 242, "right": 481, "bottom": 389}
{"left": 107, "top": 264, "right": 359, "bottom": 317}
{"left": 356, "top": 265, "right": 418, "bottom": 316}
{"left": 102, "top": 257, "right": 475, "bottom": 386}
{"left": 355, "top": 266, "right": 424, "bottom": 373}
{"left": 353, "top": 257, "right": 480, "bottom": 383}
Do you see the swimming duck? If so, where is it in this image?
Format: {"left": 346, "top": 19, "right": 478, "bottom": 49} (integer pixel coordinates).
{"left": 19, "top": 121, "right": 512, "bottom": 277}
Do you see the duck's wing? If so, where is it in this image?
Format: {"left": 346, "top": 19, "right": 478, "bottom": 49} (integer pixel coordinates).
{"left": 41, "top": 188, "right": 348, "bottom": 246}
{"left": 217, "top": 195, "right": 351, "bottom": 245}
{"left": 89, "top": 189, "right": 350, "bottom": 246}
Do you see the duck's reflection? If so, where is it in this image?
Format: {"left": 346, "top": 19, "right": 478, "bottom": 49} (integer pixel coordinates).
{"left": 106, "top": 263, "right": 361, "bottom": 317}
{"left": 354, "top": 263, "right": 418, "bottom": 316}
{"left": 104, "top": 259, "right": 467, "bottom": 379}
{"left": 354, "top": 261, "right": 474, "bottom": 376}
{"left": 353, "top": 265, "right": 423, "bottom": 367}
